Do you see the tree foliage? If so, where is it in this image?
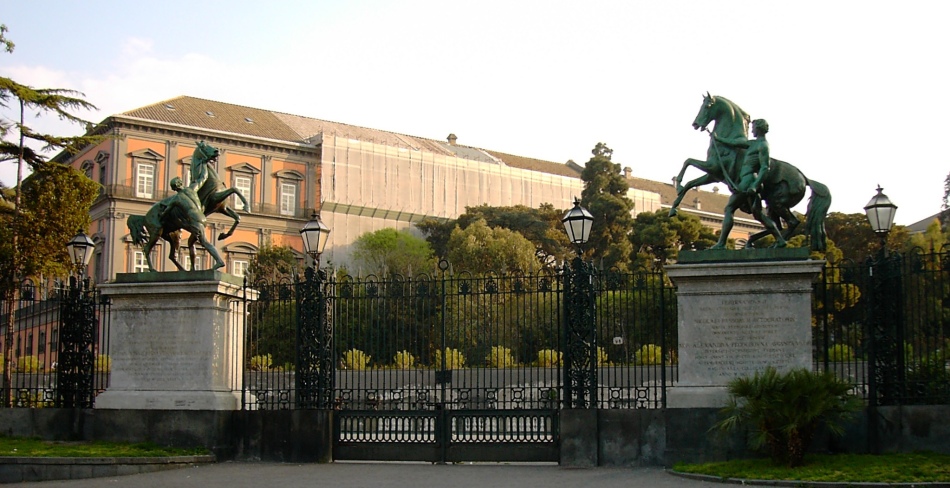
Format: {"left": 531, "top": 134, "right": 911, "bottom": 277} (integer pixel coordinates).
{"left": 352, "top": 228, "right": 435, "bottom": 277}
{"left": 445, "top": 218, "right": 539, "bottom": 274}
{"left": 580, "top": 143, "right": 635, "bottom": 271}
{"left": 0, "top": 162, "right": 99, "bottom": 290}
{"left": 630, "top": 209, "right": 717, "bottom": 267}
{"left": 417, "top": 203, "right": 572, "bottom": 269}
{"left": 247, "top": 244, "right": 300, "bottom": 283}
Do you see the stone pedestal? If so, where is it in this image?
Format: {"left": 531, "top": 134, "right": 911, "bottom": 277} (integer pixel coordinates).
{"left": 665, "top": 252, "right": 824, "bottom": 408}
{"left": 95, "top": 271, "right": 256, "bottom": 410}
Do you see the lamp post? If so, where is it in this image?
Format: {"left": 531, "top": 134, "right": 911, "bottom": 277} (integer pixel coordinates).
{"left": 296, "top": 212, "right": 333, "bottom": 409}
{"left": 863, "top": 187, "right": 901, "bottom": 450}
{"left": 58, "top": 229, "right": 97, "bottom": 408}
{"left": 300, "top": 212, "right": 331, "bottom": 269}
{"left": 561, "top": 198, "right": 597, "bottom": 408}
{"left": 864, "top": 185, "right": 898, "bottom": 253}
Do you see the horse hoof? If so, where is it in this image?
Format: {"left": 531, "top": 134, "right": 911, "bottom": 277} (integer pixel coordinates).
{"left": 217, "top": 233, "right": 228, "bottom": 240}
{"left": 668, "top": 209, "right": 678, "bottom": 217}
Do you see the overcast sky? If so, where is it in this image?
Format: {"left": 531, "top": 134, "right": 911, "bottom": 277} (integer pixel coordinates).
{"left": 1, "top": 1, "right": 946, "bottom": 226}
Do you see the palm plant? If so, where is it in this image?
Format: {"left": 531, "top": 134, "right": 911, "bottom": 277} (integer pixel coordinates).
{"left": 715, "top": 367, "right": 862, "bottom": 467}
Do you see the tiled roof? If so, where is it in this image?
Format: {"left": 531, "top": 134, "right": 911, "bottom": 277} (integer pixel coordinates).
{"left": 483, "top": 150, "right": 581, "bottom": 179}
{"left": 122, "top": 96, "right": 304, "bottom": 142}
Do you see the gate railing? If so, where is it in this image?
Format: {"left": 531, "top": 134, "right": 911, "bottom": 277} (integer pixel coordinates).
{"left": 813, "top": 247, "right": 950, "bottom": 406}
{"left": 242, "top": 264, "right": 677, "bottom": 411}
{"left": 1, "top": 280, "right": 110, "bottom": 408}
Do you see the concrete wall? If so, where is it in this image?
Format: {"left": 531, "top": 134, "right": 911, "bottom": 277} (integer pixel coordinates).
{"left": 2, "top": 406, "right": 947, "bottom": 466}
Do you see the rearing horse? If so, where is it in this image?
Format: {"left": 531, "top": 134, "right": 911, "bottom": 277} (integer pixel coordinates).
{"left": 670, "top": 93, "right": 832, "bottom": 251}
{"left": 190, "top": 141, "right": 250, "bottom": 240}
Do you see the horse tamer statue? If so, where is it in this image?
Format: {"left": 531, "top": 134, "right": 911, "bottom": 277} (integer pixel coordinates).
{"left": 670, "top": 93, "right": 831, "bottom": 251}
{"left": 126, "top": 141, "right": 250, "bottom": 272}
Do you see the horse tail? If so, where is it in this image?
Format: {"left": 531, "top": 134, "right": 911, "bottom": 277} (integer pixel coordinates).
{"left": 805, "top": 179, "right": 832, "bottom": 252}
{"left": 127, "top": 215, "right": 149, "bottom": 247}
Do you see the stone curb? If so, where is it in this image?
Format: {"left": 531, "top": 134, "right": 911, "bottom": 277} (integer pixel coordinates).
{"left": 0, "top": 454, "right": 215, "bottom": 483}
{"left": 668, "top": 470, "right": 950, "bottom": 488}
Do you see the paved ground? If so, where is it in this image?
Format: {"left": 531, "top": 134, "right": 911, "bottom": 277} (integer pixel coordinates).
{"left": 5, "top": 462, "right": 728, "bottom": 488}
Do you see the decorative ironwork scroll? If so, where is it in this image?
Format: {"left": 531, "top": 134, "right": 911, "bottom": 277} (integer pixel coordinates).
{"left": 562, "top": 256, "right": 597, "bottom": 408}
{"left": 57, "top": 277, "right": 98, "bottom": 408}
{"left": 296, "top": 267, "right": 334, "bottom": 409}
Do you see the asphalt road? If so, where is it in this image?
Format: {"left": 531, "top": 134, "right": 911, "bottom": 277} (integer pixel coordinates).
{"left": 6, "top": 462, "right": 728, "bottom": 488}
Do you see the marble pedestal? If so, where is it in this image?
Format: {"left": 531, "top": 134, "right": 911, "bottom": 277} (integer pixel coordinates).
{"left": 665, "top": 252, "right": 824, "bottom": 408}
{"left": 95, "top": 271, "right": 256, "bottom": 410}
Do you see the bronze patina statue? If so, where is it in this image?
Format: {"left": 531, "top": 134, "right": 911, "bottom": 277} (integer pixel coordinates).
{"left": 126, "top": 141, "right": 237, "bottom": 272}
{"left": 670, "top": 93, "right": 831, "bottom": 251}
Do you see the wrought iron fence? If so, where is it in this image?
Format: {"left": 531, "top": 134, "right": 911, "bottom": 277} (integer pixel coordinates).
{"left": 813, "top": 248, "right": 950, "bottom": 405}
{"left": 243, "top": 265, "right": 677, "bottom": 411}
{"left": 0, "top": 281, "right": 111, "bottom": 408}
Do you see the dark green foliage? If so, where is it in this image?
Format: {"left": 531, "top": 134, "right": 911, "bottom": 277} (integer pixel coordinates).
{"left": 631, "top": 209, "right": 717, "bottom": 267}
{"left": 0, "top": 162, "right": 99, "bottom": 291}
{"left": 417, "top": 203, "right": 572, "bottom": 269}
{"left": 580, "top": 143, "right": 635, "bottom": 271}
{"left": 715, "top": 367, "right": 862, "bottom": 468}
{"left": 248, "top": 244, "right": 301, "bottom": 283}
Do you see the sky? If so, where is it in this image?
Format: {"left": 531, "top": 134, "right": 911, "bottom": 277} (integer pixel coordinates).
{"left": 1, "top": 0, "right": 947, "bottom": 226}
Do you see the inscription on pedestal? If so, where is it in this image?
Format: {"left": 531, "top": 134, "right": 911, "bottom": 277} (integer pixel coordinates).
{"left": 680, "top": 296, "right": 809, "bottom": 383}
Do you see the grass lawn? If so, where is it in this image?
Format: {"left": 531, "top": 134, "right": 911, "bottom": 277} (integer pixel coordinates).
{"left": 673, "top": 452, "right": 950, "bottom": 483}
{"left": 0, "top": 436, "right": 210, "bottom": 458}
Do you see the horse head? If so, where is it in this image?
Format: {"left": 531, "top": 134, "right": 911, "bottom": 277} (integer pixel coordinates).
{"left": 692, "top": 92, "right": 717, "bottom": 131}
{"left": 194, "top": 141, "right": 220, "bottom": 165}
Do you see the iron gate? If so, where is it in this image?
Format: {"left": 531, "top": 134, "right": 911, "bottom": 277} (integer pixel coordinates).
{"left": 244, "top": 263, "right": 676, "bottom": 463}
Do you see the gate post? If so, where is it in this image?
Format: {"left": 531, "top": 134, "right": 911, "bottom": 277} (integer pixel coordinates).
{"left": 296, "top": 266, "right": 335, "bottom": 409}
{"left": 57, "top": 276, "right": 97, "bottom": 408}
{"left": 562, "top": 256, "right": 597, "bottom": 409}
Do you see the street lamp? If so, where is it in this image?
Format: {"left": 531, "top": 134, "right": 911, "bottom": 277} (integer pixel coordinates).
{"left": 66, "top": 229, "right": 95, "bottom": 280}
{"left": 561, "top": 197, "right": 596, "bottom": 409}
{"left": 864, "top": 185, "right": 898, "bottom": 249}
{"left": 300, "top": 212, "right": 331, "bottom": 268}
{"left": 561, "top": 198, "right": 593, "bottom": 252}
{"left": 297, "top": 211, "right": 333, "bottom": 409}
{"left": 862, "top": 186, "right": 902, "bottom": 415}
{"left": 60, "top": 228, "right": 97, "bottom": 408}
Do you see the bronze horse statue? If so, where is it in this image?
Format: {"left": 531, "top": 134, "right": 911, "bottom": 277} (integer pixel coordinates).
{"left": 670, "top": 93, "right": 831, "bottom": 251}
{"left": 126, "top": 141, "right": 246, "bottom": 271}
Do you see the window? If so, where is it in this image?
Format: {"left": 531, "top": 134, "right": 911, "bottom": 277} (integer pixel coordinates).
{"left": 133, "top": 251, "right": 149, "bottom": 273}
{"left": 96, "top": 151, "right": 109, "bottom": 188}
{"left": 129, "top": 148, "right": 164, "bottom": 199}
{"left": 274, "top": 170, "right": 304, "bottom": 218}
{"left": 182, "top": 253, "right": 202, "bottom": 272}
{"left": 50, "top": 328, "right": 58, "bottom": 352}
{"left": 136, "top": 163, "right": 155, "bottom": 198}
{"left": 234, "top": 175, "right": 251, "bottom": 209}
{"left": 280, "top": 183, "right": 297, "bottom": 216}
{"left": 38, "top": 331, "right": 46, "bottom": 356}
{"left": 26, "top": 333, "right": 33, "bottom": 356}
{"left": 232, "top": 259, "right": 249, "bottom": 278}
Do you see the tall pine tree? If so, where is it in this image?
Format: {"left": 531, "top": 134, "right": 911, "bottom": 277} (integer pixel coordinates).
{"left": 580, "top": 143, "right": 635, "bottom": 272}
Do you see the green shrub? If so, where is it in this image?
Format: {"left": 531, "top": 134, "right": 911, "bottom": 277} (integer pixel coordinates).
{"left": 596, "top": 346, "right": 610, "bottom": 366}
{"left": 715, "top": 367, "right": 862, "bottom": 468}
{"left": 343, "top": 348, "right": 371, "bottom": 370}
{"left": 486, "top": 346, "right": 517, "bottom": 368}
{"left": 95, "top": 355, "right": 112, "bottom": 373}
{"left": 635, "top": 344, "right": 663, "bottom": 365}
{"left": 393, "top": 350, "right": 415, "bottom": 369}
{"left": 249, "top": 354, "right": 273, "bottom": 371}
{"left": 827, "top": 344, "right": 854, "bottom": 362}
{"left": 536, "top": 349, "right": 561, "bottom": 367}
{"left": 433, "top": 347, "right": 465, "bottom": 369}
{"left": 15, "top": 355, "right": 40, "bottom": 373}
